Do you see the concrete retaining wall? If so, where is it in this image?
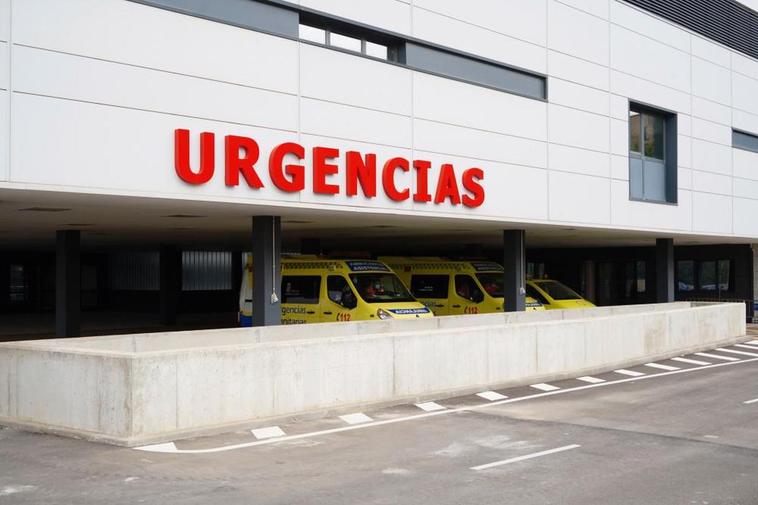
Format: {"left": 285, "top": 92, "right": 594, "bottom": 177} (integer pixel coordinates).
{"left": 0, "top": 302, "right": 747, "bottom": 446}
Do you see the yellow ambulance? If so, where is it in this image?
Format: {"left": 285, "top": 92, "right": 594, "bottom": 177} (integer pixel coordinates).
{"left": 239, "top": 257, "right": 433, "bottom": 325}
{"left": 525, "top": 279, "right": 596, "bottom": 310}
{"left": 380, "top": 257, "right": 545, "bottom": 315}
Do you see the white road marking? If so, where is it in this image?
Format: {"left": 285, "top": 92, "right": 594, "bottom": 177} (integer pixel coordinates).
{"left": 614, "top": 369, "right": 645, "bottom": 377}
{"left": 339, "top": 413, "right": 373, "bottom": 425}
{"left": 735, "top": 343, "right": 758, "bottom": 351}
{"left": 530, "top": 383, "right": 560, "bottom": 392}
{"left": 644, "top": 363, "right": 680, "bottom": 371}
{"left": 134, "top": 354, "right": 758, "bottom": 454}
{"left": 747, "top": 340, "right": 758, "bottom": 345}
{"left": 470, "top": 444, "right": 581, "bottom": 471}
{"left": 476, "top": 391, "right": 508, "bottom": 401}
{"left": 415, "top": 402, "right": 446, "bottom": 412}
{"left": 695, "top": 352, "right": 738, "bottom": 361}
{"left": 716, "top": 347, "right": 758, "bottom": 358}
{"left": 251, "top": 426, "right": 286, "bottom": 440}
{"left": 671, "top": 357, "right": 711, "bottom": 366}
{"left": 742, "top": 398, "right": 758, "bottom": 405}
{"left": 576, "top": 376, "right": 605, "bottom": 384}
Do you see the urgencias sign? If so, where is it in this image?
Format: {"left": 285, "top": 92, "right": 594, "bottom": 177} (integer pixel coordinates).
{"left": 174, "top": 129, "right": 485, "bottom": 208}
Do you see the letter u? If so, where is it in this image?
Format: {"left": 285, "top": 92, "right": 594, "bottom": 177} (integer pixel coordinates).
{"left": 174, "top": 129, "right": 215, "bottom": 184}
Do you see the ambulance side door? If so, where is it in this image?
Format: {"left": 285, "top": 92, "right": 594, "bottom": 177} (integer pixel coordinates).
{"left": 322, "top": 275, "right": 358, "bottom": 322}
{"left": 280, "top": 274, "right": 322, "bottom": 324}
{"left": 409, "top": 274, "right": 449, "bottom": 316}
{"left": 450, "top": 274, "right": 485, "bottom": 315}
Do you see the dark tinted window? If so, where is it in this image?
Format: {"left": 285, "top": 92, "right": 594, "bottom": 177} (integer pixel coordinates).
{"left": 454, "top": 275, "right": 484, "bottom": 303}
{"left": 677, "top": 260, "right": 695, "bottom": 292}
{"left": 525, "top": 284, "right": 548, "bottom": 305}
{"left": 350, "top": 273, "right": 415, "bottom": 303}
{"left": 535, "top": 281, "right": 582, "bottom": 300}
{"left": 327, "top": 275, "right": 356, "bottom": 308}
{"left": 281, "top": 275, "right": 321, "bottom": 304}
{"left": 410, "top": 275, "right": 449, "bottom": 299}
{"left": 476, "top": 273, "right": 503, "bottom": 297}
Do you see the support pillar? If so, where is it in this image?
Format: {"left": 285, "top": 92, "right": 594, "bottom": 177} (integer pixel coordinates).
{"left": 252, "top": 216, "right": 281, "bottom": 326}
{"left": 160, "top": 245, "right": 181, "bottom": 326}
{"left": 503, "top": 229, "right": 526, "bottom": 312}
{"left": 656, "top": 238, "right": 675, "bottom": 303}
{"left": 56, "top": 230, "right": 81, "bottom": 337}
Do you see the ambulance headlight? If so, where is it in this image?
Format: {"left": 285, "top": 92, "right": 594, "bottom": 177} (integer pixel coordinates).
{"left": 377, "top": 308, "right": 393, "bottom": 320}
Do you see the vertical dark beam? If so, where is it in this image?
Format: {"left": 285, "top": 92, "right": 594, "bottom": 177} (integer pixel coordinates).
{"left": 56, "top": 230, "right": 81, "bottom": 337}
{"left": 656, "top": 238, "right": 675, "bottom": 303}
{"left": 503, "top": 230, "right": 526, "bottom": 312}
{"left": 231, "top": 251, "right": 243, "bottom": 295}
{"left": 252, "top": 216, "right": 281, "bottom": 326}
{"left": 300, "top": 238, "right": 321, "bottom": 255}
{"left": 160, "top": 245, "right": 181, "bottom": 326}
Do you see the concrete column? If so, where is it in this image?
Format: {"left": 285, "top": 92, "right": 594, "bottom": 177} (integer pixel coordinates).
{"left": 300, "top": 238, "right": 321, "bottom": 255}
{"left": 252, "top": 216, "right": 281, "bottom": 326}
{"left": 160, "top": 245, "right": 181, "bottom": 326}
{"left": 56, "top": 230, "right": 81, "bottom": 337}
{"left": 656, "top": 238, "right": 675, "bottom": 303}
{"left": 503, "top": 230, "right": 526, "bottom": 312}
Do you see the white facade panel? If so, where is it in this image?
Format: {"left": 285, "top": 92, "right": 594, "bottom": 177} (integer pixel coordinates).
{"left": 691, "top": 139, "right": 733, "bottom": 176}
{"left": 300, "top": 0, "right": 411, "bottom": 35}
{"left": 548, "top": 144, "right": 610, "bottom": 178}
{"left": 611, "top": 181, "right": 692, "bottom": 231}
{"left": 0, "top": 90, "right": 7, "bottom": 181}
{"left": 300, "top": 44, "right": 411, "bottom": 115}
{"left": 549, "top": 78, "right": 609, "bottom": 116}
{"left": 733, "top": 198, "right": 758, "bottom": 236}
{"left": 610, "top": 1, "right": 691, "bottom": 52}
{"left": 549, "top": 171, "right": 610, "bottom": 224}
{"left": 733, "top": 149, "right": 758, "bottom": 181}
{"left": 0, "top": 0, "right": 8, "bottom": 42}
{"left": 557, "top": 0, "right": 608, "bottom": 19}
{"left": 678, "top": 135, "right": 692, "bottom": 169}
{"left": 733, "top": 110, "right": 758, "bottom": 135}
{"left": 691, "top": 36, "right": 731, "bottom": 68}
{"left": 11, "top": 45, "right": 298, "bottom": 132}
{"left": 611, "top": 154, "right": 629, "bottom": 181}
{"left": 732, "top": 52, "right": 758, "bottom": 82}
{"left": 610, "top": 26, "right": 691, "bottom": 93}
{"left": 299, "top": 98, "right": 412, "bottom": 148}
{"left": 413, "top": 119, "right": 547, "bottom": 168}
{"left": 411, "top": 151, "right": 548, "bottom": 220}
{"left": 691, "top": 119, "right": 732, "bottom": 146}
{"left": 691, "top": 97, "right": 732, "bottom": 127}
{"left": 0, "top": 41, "right": 7, "bottom": 91}
{"left": 13, "top": 0, "right": 299, "bottom": 94}
{"left": 413, "top": 73, "right": 547, "bottom": 140}
{"left": 549, "top": 104, "right": 609, "bottom": 153}
{"left": 609, "top": 118, "right": 629, "bottom": 156}
{"left": 691, "top": 57, "right": 732, "bottom": 105}
{"left": 678, "top": 167, "right": 692, "bottom": 190}
{"left": 691, "top": 170, "right": 733, "bottom": 196}
{"left": 548, "top": 1, "right": 609, "bottom": 65}
{"left": 610, "top": 71, "right": 690, "bottom": 115}
{"left": 548, "top": 51, "right": 609, "bottom": 90}
{"left": 411, "top": 7, "right": 547, "bottom": 73}
{"left": 610, "top": 94, "right": 629, "bottom": 120}
{"left": 732, "top": 176, "right": 758, "bottom": 199}
{"left": 732, "top": 73, "right": 758, "bottom": 116}
{"left": 413, "top": 0, "right": 547, "bottom": 47}
{"left": 692, "top": 192, "right": 733, "bottom": 233}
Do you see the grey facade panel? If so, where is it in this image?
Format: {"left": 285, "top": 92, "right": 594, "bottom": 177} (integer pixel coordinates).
{"left": 404, "top": 43, "right": 546, "bottom": 100}
{"left": 625, "top": 0, "right": 758, "bottom": 61}
{"left": 734, "top": 129, "right": 758, "bottom": 153}
{"left": 128, "top": 0, "right": 298, "bottom": 38}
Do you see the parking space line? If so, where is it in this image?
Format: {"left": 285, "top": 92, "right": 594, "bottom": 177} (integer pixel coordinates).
{"left": 695, "top": 352, "right": 738, "bottom": 361}
{"left": 530, "top": 383, "right": 560, "bottom": 392}
{"left": 470, "top": 444, "right": 581, "bottom": 471}
{"left": 476, "top": 391, "right": 508, "bottom": 401}
{"left": 717, "top": 348, "right": 758, "bottom": 358}
{"left": 415, "top": 402, "right": 446, "bottom": 412}
{"left": 743, "top": 398, "right": 758, "bottom": 405}
{"left": 614, "top": 369, "right": 645, "bottom": 377}
{"left": 644, "top": 363, "right": 680, "bottom": 371}
{"left": 134, "top": 355, "right": 758, "bottom": 454}
{"left": 671, "top": 357, "right": 711, "bottom": 366}
{"left": 747, "top": 340, "right": 758, "bottom": 345}
{"left": 339, "top": 413, "right": 373, "bottom": 425}
{"left": 251, "top": 426, "right": 286, "bottom": 440}
{"left": 735, "top": 343, "right": 758, "bottom": 351}
{"left": 576, "top": 376, "right": 605, "bottom": 384}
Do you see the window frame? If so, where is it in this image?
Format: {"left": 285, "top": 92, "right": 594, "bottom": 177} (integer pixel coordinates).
{"left": 628, "top": 101, "right": 678, "bottom": 205}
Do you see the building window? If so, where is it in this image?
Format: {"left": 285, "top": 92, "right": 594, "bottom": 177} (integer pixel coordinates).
{"left": 676, "top": 260, "right": 695, "bottom": 292}
{"left": 299, "top": 23, "right": 394, "bottom": 61}
{"left": 676, "top": 259, "right": 732, "bottom": 293}
{"left": 629, "top": 104, "right": 677, "bottom": 204}
{"left": 733, "top": 129, "right": 758, "bottom": 153}
{"left": 9, "top": 265, "right": 26, "bottom": 302}
{"left": 281, "top": 275, "right": 321, "bottom": 304}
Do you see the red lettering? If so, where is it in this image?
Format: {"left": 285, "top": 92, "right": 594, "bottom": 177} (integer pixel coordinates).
{"left": 269, "top": 142, "right": 305, "bottom": 192}
{"left": 174, "top": 129, "right": 214, "bottom": 185}
{"left": 345, "top": 151, "right": 377, "bottom": 198}
{"left": 412, "top": 160, "right": 432, "bottom": 203}
{"left": 434, "top": 164, "right": 461, "bottom": 205}
{"left": 461, "top": 167, "right": 485, "bottom": 208}
{"left": 313, "top": 147, "right": 340, "bottom": 195}
{"left": 382, "top": 157, "right": 410, "bottom": 201}
{"left": 225, "top": 135, "right": 263, "bottom": 188}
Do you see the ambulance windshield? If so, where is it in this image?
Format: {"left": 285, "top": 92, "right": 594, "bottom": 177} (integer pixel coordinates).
{"left": 350, "top": 273, "right": 416, "bottom": 303}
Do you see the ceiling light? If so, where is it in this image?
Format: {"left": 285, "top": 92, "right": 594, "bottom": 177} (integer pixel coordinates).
{"left": 19, "top": 207, "right": 71, "bottom": 212}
